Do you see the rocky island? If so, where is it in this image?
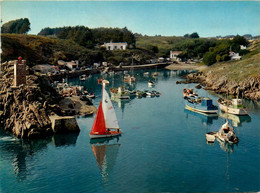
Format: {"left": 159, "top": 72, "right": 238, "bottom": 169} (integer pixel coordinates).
{"left": 0, "top": 59, "right": 96, "bottom": 138}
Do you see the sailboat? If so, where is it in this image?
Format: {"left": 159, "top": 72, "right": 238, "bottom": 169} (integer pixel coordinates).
{"left": 89, "top": 80, "right": 121, "bottom": 139}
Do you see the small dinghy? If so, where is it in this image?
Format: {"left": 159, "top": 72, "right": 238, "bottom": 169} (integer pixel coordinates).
{"left": 148, "top": 80, "right": 155, "bottom": 87}
{"left": 183, "top": 88, "right": 198, "bottom": 99}
{"left": 216, "top": 120, "right": 239, "bottom": 144}
{"left": 206, "top": 131, "right": 216, "bottom": 143}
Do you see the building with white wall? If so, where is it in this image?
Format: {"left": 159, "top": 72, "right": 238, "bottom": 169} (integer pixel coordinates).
{"left": 104, "top": 41, "right": 127, "bottom": 50}
{"left": 170, "top": 51, "right": 182, "bottom": 61}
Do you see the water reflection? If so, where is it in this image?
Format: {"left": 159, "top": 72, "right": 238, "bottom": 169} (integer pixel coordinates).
{"left": 216, "top": 138, "right": 238, "bottom": 180}
{"left": 184, "top": 108, "right": 218, "bottom": 125}
{"left": 0, "top": 131, "right": 79, "bottom": 181}
{"left": 219, "top": 112, "right": 251, "bottom": 127}
{"left": 90, "top": 137, "right": 120, "bottom": 182}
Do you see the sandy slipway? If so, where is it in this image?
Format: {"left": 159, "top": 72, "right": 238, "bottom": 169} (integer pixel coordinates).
{"left": 184, "top": 71, "right": 260, "bottom": 100}
{"left": 0, "top": 61, "right": 96, "bottom": 138}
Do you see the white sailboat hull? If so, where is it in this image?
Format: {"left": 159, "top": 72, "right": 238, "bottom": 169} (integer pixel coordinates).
{"left": 89, "top": 132, "right": 121, "bottom": 139}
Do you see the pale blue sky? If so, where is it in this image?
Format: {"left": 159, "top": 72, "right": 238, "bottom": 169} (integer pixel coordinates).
{"left": 1, "top": 1, "right": 260, "bottom": 37}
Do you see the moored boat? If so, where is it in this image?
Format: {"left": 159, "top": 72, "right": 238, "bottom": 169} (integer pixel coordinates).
{"left": 206, "top": 131, "right": 217, "bottom": 143}
{"left": 148, "top": 80, "right": 155, "bottom": 87}
{"left": 110, "top": 87, "right": 130, "bottom": 99}
{"left": 80, "top": 74, "right": 87, "bottom": 81}
{"left": 217, "top": 98, "right": 248, "bottom": 115}
{"left": 183, "top": 88, "right": 198, "bottom": 99}
{"left": 124, "top": 74, "right": 135, "bottom": 83}
{"left": 89, "top": 81, "right": 121, "bottom": 139}
{"left": 216, "top": 120, "right": 239, "bottom": 144}
{"left": 185, "top": 97, "right": 218, "bottom": 114}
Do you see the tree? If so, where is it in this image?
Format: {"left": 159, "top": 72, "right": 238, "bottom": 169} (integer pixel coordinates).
{"left": 1, "top": 18, "right": 30, "bottom": 34}
{"left": 190, "top": 32, "right": 199, "bottom": 38}
{"left": 203, "top": 52, "right": 216, "bottom": 66}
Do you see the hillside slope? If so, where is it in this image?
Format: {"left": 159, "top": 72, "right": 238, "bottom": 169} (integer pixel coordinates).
{"left": 1, "top": 34, "right": 155, "bottom": 66}
{"left": 186, "top": 38, "right": 260, "bottom": 100}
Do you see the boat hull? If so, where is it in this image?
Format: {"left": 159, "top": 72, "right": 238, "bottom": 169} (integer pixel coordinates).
{"left": 217, "top": 102, "right": 248, "bottom": 115}
{"left": 216, "top": 132, "right": 239, "bottom": 144}
{"left": 89, "top": 131, "right": 121, "bottom": 139}
{"left": 185, "top": 104, "right": 218, "bottom": 114}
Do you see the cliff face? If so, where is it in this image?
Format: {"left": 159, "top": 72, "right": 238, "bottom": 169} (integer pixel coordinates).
{"left": 186, "top": 72, "right": 260, "bottom": 100}
{"left": 0, "top": 61, "right": 76, "bottom": 138}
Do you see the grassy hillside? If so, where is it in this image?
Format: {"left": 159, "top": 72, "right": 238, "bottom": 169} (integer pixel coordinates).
{"left": 202, "top": 38, "right": 260, "bottom": 82}
{"left": 136, "top": 36, "right": 185, "bottom": 57}
{"left": 1, "top": 34, "right": 155, "bottom": 66}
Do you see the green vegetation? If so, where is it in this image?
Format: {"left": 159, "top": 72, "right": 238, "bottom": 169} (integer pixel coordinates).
{"left": 202, "top": 38, "right": 260, "bottom": 82}
{"left": 38, "top": 26, "right": 136, "bottom": 49}
{"left": 184, "top": 32, "right": 200, "bottom": 38}
{"left": 1, "top": 34, "right": 154, "bottom": 66}
{"left": 1, "top": 18, "right": 31, "bottom": 34}
{"left": 203, "top": 35, "right": 249, "bottom": 66}
{"left": 136, "top": 36, "right": 185, "bottom": 57}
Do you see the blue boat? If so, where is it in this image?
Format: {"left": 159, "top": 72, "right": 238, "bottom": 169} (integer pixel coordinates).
{"left": 185, "top": 97, "right": 218, "bottom": 114}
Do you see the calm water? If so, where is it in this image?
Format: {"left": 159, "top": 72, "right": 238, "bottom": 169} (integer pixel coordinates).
{"left": 1, "top": 69, "right": 260, "bottom": 193}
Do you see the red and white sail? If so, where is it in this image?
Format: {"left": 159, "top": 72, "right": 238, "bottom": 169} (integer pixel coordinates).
{"left": 89, "top": 81, "right": 121, "bottom": 138}
{"left": 102, "top": 86, "right": 120, "bottom": 129}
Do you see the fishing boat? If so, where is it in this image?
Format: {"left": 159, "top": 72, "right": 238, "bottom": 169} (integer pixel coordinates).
{"left": 183, "top": 88, "right": 198, "bottom": 99}
{"left": 124, "top": 74, "right": 135, "bottom": 83}
{"left": 80, "top": 74, "right": 87, "bottom": 81}
{"left": 185, "top": 97, "right": 218, "bottom": 114}
{"left": 110, "top": 86, "right": 130, "bottom": 99}
{"left": 148, "top": 80, "right": 155, "bottom": 87}
{"left": 216, "top": 120, "right": 239, "bottom": 144}
{"left": 89, "top": 81, "right": 121, "bottom": 139}
{"left": 217, "top": 98, "right": 248, "bottom": 115}
{"left": 143, "top": 72, "right": 149, "bottom": 76}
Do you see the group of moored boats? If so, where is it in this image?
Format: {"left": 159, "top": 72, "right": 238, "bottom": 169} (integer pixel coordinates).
{"left": 110, "top": 86, "right": 161, "bottom": 99}
{"left": 183, "top": 88, "right": 249, "bottom": 144}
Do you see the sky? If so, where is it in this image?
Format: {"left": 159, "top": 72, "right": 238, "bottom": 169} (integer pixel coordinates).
{"left": 1, "top": 1, "right": 260, "bottom": 37}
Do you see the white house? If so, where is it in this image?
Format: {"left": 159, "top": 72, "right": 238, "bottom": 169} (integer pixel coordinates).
{"left": 240, "top": 45, "right": 247, "bottom": 50}
{"left": 104, "top": 41, "right": 127, "bottom": 50}
{"left": 170, "top": 51, "right": 182, "bottom": 61}
{"left": 229, "top": 52, "right": 241, "bottom": 60}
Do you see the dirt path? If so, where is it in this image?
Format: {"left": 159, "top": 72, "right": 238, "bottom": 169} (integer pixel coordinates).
{"left": 165, "top": 63, "right": 207, "bottom": 71}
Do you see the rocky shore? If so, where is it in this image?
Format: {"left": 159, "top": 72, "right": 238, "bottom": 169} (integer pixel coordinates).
{"left": 183, "top": 71, "right": 260, "bottom": 100}
{"left": 0, "top": 61, "right": 96, "bottom": 138}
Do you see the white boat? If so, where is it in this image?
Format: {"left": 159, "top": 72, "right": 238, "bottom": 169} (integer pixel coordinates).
{"left": 205, "top": 131, "right": 216, "bottom": 143}
{"left": 124, "top": 74, "right": 135, "bottom": 83}
{"left": 89, "top": 81, "right": 121, "bottom": 139}
{"left": 216, "top": 120, "right": 239, "bottom": 144}
{"left": 110, "top": 87, "right": 130, "bottom": 99}
{"left": 143, "top": 72, "right": 149, "bottom": 76}
{"left": 217, "top": 98, "right": 248, "bottom": 115}
{"left": 80, "top": 74, "right": 87, "bottom": 81}
{"left": 148, "top": 80, "right": 155, "bottom": 87}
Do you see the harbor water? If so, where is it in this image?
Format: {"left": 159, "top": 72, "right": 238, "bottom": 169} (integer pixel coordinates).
{"left": 0, "top": 69, "right": 259, "bottom": 192}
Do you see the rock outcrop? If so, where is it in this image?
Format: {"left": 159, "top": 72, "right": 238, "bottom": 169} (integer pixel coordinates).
{"left": 0, "top": 61, "right": 89, "bottom": 138}
{"left": 184, "top": 72, "right": 260, "bottom": 100}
